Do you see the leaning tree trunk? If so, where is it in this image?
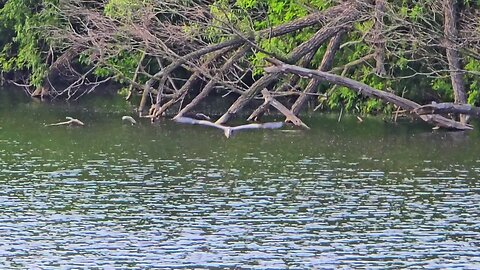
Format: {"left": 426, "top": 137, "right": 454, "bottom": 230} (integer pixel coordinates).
{"left": 31, "top": 45, "right": 82, "bottom": 98}
{"left": 290, "top": 30, "right": 344, "bottom": 116}
{"left": 373, "top": 0, "right": 387, "bottom": 76}
{"left": 443, "top": 0, "right": 467, "bottom": 123}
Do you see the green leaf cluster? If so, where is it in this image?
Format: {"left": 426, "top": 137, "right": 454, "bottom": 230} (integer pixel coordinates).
{"left": 0, "top": 0, "right": 59, "bottom": 86}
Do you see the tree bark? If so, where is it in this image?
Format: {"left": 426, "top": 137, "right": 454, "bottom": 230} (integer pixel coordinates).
{"left": 443, "top": 0, "right": 467, "bottom": 122}
{"left": 415, "top": 103, "right": 480, "bottom": 118}
{"left": 139, "top": 2, "right": 352, "bottom": 114}
{"left": 126, "top": 51, "right": 146, "bottom": 100}
{"left": 260, "top": 89, "right": 310, "bottom": 129}
{"left": 32, "top": 45, "right": 82, "bottom": 98}
{"left": 247, "top": 42, "right": 322, "bottom": 121}
{"left": 290, "top": 30, "right": 344, "bottom": 115}
{"left": 373, "top": 0, "right": 387, "bottom": 76}
{"left": 175, "top": 45, "right": 251, "bottom": 118}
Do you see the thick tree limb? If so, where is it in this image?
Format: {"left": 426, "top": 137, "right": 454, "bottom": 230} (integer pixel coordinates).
{"left": 290, "top": 30, "right": 344, "bottom": 116}
{"left": 265, "top": 60, "right": 473, "bottom": 130}
{"left": 174, "top": 45, "right": 251, "bottom": 118}
{"left": 260, "top": 89, "right": 310, "bottom": 129}
{"left": 443, "top": 0, "right": 467, "bottom": 122}
{"left": 414, "top": 103, "right": 480, "bottom": 117}
{"left": 139, "top": 2, "right": 351, "bottom": 114}
{"left": 247, "top": 42, "right": 322, "bottom": 121}
{"left": 152, "top": 70, "right": 201, "bottom": 118}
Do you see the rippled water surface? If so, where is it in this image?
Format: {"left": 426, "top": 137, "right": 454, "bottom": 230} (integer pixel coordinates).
{"left": 1, "top": 90, "right": 479, "bottom": 268}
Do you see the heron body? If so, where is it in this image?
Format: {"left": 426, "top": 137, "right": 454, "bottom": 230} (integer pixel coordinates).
{"left": 174, "top": 116, "right": 283, "bottom": 138}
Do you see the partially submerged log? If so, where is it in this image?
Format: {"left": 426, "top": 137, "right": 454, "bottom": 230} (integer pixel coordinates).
{"left": 265, "top": 59, "right": 473, "bottom": 130}
{"left": 174, "top": 116, "right": 284, "bottom": 138}
{"left": 45, "top": 117, "right": 85, "bottom": 127}
{"left": 414, "top": 103, "right": 480, "bottom": 118}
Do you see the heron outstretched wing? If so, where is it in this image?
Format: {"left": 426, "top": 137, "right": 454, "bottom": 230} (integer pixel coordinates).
{"left": 174, "top": 116, "right": 283, "bottom": 138}
{"left": 174, "top": 116, "right": 228, "bottom": 131}
{"left": 230, "top": 122, "right": 284, "bottom": 131}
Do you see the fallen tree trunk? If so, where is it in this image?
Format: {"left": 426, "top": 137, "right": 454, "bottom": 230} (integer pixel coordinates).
{"left": 260, "top": 89, "right": 310, "bottom": 129}
{"left": 265, "top": 59, "right": 473, "bottom": 130}
{"left": 414, "top": 103, "right": 480, "bottom": 117}
{"left": 174, "top": 45, "right": 251, "bottom": 119}
{"left": 247, "top": 44, "right": 322, "bottom": 121}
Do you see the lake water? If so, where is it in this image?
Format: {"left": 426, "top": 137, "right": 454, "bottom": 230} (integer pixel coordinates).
{"left": 1, "top": 89, "right": 479, "bottom": 268}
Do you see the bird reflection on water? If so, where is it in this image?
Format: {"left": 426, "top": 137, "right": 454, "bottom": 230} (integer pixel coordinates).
{"left": 174, "top": 116, "right": 284, "bottom": 138}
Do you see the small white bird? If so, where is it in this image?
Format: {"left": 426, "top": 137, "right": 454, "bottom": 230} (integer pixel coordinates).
{"left": 174, "top": 116, "right": 283, "bottom": 138}
{"left": 122, "top": 115, "right": 137, "bottom": 125}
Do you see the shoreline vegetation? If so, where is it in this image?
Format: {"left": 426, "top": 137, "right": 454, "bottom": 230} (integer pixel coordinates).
{"left": 0, "top": 0, "right": 479, "bottom": 130}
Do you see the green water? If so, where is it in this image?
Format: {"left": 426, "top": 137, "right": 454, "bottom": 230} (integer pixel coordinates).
{"left": 1, "top": 88, "right": 479, "bottom": 268}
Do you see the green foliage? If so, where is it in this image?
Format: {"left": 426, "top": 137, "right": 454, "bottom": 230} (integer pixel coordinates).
{"left": 89, "top": 50, "right": 145, "bottom": 84}
{"left": 117, "top": 87, "right": 130, "bottom": 97}
{"left": 104, "top": 0, "right": 151, "bottom": 22}
{"left": 328, "top": 87, "right": 358, "bottom": 111}
{"left": 0, "top": 0, "right": 59, "bottom": 87}
{"left": 431, "top": 78, "right": 454, "bottom": 100}
{"left": 465, "top": 57, "right": 480, "bottom": 105}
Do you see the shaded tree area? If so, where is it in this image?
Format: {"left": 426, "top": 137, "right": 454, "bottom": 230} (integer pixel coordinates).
{"left": 1, "top": 0, "right": 480, "bottom": 130}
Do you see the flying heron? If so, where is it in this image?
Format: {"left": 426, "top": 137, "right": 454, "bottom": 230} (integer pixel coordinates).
{"left": 174, "top": 116, "right": 284, "bottom": 138}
